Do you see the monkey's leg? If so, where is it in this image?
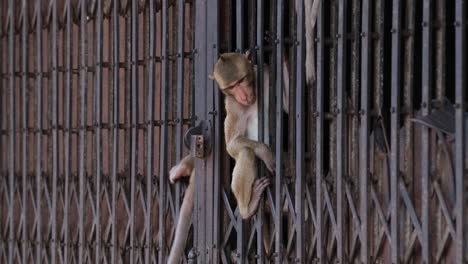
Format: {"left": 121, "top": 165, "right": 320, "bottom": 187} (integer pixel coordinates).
{"left": 231, "top": 148, "right": 270, "bottom": 219}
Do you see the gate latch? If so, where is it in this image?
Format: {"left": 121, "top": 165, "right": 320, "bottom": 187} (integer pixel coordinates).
{"left": 183, "top": 120, "right": 212, "bottom": 159}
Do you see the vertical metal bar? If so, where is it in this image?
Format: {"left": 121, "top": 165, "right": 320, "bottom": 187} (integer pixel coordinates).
{"left": 7, "top": 0, "right": 15, "bottom": 262}
{"left": 206, "top": 1, "right": 219, "bottom": 262}
{"left": 360, "top": 0, "right": 371, "bottom": 262}
{"left": 35, "top": 0, "right": 43, "bottom": 262}
{"left": 111, "top": 1, "right": 119, "bottom": 262}
{"left": 295, "top": 0, "right": 305, "bottom": 262}
{"left": 159, "top": 0, "right": 169, "bottom": 262}
{"left": 336, "top": 0, "right": 346, "bottom": 261}
{"left": 78, "top": 0, "right": 87, "bottom": 262}
{"left": 50, "top": 0, "right": 59, "bottom": 262}
{"left": 95, "top": 0, "right": 103, "bottom": 262}
{"left": 145, "top": 0, "right": 155, "bottom": 263}
{"left": 236, "top": 0, "right": 244, "bottom": 52}
{"left": 390, "top": 0, "right": 402, "bottom": 262}
{"left": 21, "top": 0, "right": 29, "bottom": 261}
{"left": 64, "top": 0, "right": 72, "bottom": 262}
{"left": 130, "top": 0, "right": 138, "bottom": 262}
{"left": 255, "top": 0, "right": 265, "bottom": 262}
{"left": 235, "top": 0, "right": 245, "bottom": 260}
{"left": 359, "top": 0, "right": 372, "bottom": 263}
{"left": 315, "top": 2, "right": 324, "bottom": 262}
{"left": 275, "top": 0, "right": 284, "bottom": 262}
{"left": 194, "top": 0, "right": 208, "bottom": 262}
{"left": 349, "top": 0, "right": 361, "bottom": 224}
{"left": 212, "top": 52, "right": 222, "bottom": 264}
{"left": 175, "top": 0, "right": 185, "bottom": 230}
{"left": 421, "top": 1, "right": 432, "bottom": 262}
{"left": 454, "top": 0, "right": 465, "bottom": 262}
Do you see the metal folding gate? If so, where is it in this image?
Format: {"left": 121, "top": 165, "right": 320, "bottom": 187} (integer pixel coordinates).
{"left": 0, "top": 0, "right": 466, "bottom": 263}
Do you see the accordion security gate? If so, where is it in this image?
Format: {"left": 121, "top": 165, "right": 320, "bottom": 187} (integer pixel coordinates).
{"left": 0, "top": 0, "right": 466, "bottom": 263}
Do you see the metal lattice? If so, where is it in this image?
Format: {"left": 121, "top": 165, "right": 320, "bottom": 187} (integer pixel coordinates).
{"left": 1, "top": 0, "right": 467, "bottom": 263}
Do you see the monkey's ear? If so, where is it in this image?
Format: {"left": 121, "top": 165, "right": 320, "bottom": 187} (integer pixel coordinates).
{"left": 208, "top": 74, "right": 215, "bottom": 80}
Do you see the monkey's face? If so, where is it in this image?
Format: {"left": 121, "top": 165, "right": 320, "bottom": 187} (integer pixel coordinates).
{"left": 224, "top": 78, "right": 256, "bottom": 106}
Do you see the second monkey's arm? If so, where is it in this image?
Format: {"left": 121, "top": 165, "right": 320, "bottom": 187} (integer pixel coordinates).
{"left": 169, "top": 155, "right": 194, "bottom": 184}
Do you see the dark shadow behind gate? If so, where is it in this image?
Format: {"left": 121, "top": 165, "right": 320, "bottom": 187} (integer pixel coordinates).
{"left": 0, "top": 0, "right": 467, "bottom": 263}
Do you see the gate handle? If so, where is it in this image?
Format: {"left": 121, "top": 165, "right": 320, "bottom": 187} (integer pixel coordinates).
{"left": 183, "top": 120, "right": 212, "bottom": 159}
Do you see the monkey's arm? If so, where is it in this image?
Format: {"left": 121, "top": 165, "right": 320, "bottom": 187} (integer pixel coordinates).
{"left": 169, "top": 155, "right": 194, "bottom": 184}
{"left": 167, "top": 155, "right": 196, "bottom": 263}
{"left": 167, "top": 171, "right": 195, "bottom": 264}
{"left": 224, "top": 110, "right": 275, "bottom": 173}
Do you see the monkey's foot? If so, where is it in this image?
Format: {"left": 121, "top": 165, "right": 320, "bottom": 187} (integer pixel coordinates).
{"left": 242, "top": 177, "right": 271, "bottom": 219}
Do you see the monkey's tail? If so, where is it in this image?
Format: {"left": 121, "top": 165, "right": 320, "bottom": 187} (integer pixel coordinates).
{"left": 167, "top": 180, "right": 195, "bottom": 264}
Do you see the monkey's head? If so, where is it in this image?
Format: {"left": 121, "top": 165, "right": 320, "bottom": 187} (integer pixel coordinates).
{"left": 210, "top": 53, "right": 256, "bottom": 106}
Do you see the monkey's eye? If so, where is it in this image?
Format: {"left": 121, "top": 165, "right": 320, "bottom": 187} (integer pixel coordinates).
{"left": 227, "top": 77, "right": 246, "bottom": 90}
{"left": 224, "top": 86, "right": 236, "bottom": 93}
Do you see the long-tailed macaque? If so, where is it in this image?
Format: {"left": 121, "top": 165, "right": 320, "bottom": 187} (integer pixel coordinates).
{"left": 167, "top": 53, "right": 290, "bottom": 263}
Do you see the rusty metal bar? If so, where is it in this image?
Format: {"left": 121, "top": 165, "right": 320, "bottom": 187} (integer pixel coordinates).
{"left": 390, "top": 0, "right": 402, "bottom": 262}
{"left": 359, "top": 0, "right": 371, "bottom": 262}
{"left": 454, "top": 0, "right": 465, "bottom": 262}
{"left": 94, "top": 0, "right": 103, "bottom": 262}
{"left": 7, "top": 0, "right": 15, "bottom": 262}
{"left": 255, "top": 0, "right": 265, "bottom": 262}
{"left": 111, "top": 0, "right": 120, "bottom": 262}
{"left": 21, "top": 0, "right": 29, "bottom": 261}
{"left": 336, "top": 0, "right": 347, "bottom": 261}
{"left": 145, "top": 0, "right": 155, "bottom": 263}
{"left": 35, "top": 0, "right": 43, "bottom": 262}
{"left": 421, "top": 1, "right": 432, "bottom": 262}
{"left": 50, "top": 0, "right": 59, "bottom": 262}
{"left": 78, "top": 0, "right": 87, "bottom": 262}
{"left": 130, "top": 0, "right": 138, "bottom": 262}
{"left": 159, "top": 0, "right": 169, "bottom": 262}
{"left": 315, "top": 1, "right": 325, "bottom": 262}
{"left": 295, "top": 0, "right": 305, "bottom": 262}
{"left": 274, "top": 0, "right": 284, "bottom": 262}
{"left": 63, "top": 0, "right": 72, "bottom": 262}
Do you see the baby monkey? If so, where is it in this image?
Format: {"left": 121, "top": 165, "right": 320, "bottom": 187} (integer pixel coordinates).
{"left": 167, "top": 52, "right": 281, "bottom": 263}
